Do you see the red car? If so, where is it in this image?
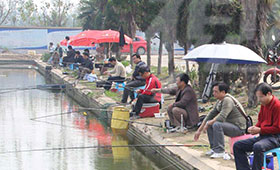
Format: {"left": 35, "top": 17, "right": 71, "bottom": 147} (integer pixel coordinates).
{"left": 121, "top": 36, "right": 147, "bottom": 55}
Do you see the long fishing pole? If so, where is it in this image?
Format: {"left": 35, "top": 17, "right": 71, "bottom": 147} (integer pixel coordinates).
{"left": 0, "top": 84, "right": 67, "bottom": 95}
{"left": 0, "top": 144, "right": 209, "bottom": 154}
{"left": 30, "top": 111, "right": 74, "bottom": 120}
{"left": 30, "top": 109, "right": 163, "bottom": 128}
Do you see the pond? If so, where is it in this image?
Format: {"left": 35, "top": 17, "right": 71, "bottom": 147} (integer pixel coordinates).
{"left": 0, "top": 68, "right": 178, "bottom": 170}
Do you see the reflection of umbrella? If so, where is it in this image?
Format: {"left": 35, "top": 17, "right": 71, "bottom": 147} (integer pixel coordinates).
{"left": 182, "top": 42, "right": 266, "bottom": 64}
{"left": 60, "top": 30, "right": 132, "bottom": 47}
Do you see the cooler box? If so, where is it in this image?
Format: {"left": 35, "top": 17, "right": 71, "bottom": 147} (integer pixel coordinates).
{"left": 139, "top": 103, "right": 160, "bottom": 118}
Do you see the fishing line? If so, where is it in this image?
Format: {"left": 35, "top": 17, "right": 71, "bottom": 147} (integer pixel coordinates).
{"left": 32, "top": 119, "right": 78, "bottom": 129}
{"left": 0, "top": 144, "right": 209, "bottom": 154}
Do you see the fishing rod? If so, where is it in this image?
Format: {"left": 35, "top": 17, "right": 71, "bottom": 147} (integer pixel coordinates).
{"left": 0, "top": 84, "right": 67, "bottom": 94}
{"left": 0, "top": 144, "right": 209, "bottom": 154}
{"left": 30, "top": 109, "right": 163, "bottom": 128}
{"left": 30, "top": 111, "right": 75, "bottom": 120}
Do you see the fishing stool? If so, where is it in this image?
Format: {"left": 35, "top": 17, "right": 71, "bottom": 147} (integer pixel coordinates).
{"left": 263, "top": 147, "right": 280, "bottom": 170}
{"left": 115, "top": 82, "right": 125, "bottom": 92}
{"left": 133, "top": 85, "right": 145, "bottom": 98}
{"left": 229, "top": 134, "right": 256, "bottom": 154}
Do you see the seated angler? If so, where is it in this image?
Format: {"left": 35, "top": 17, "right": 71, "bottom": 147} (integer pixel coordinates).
{"left": 62, "top": 45, "right": 75, "bottom": 66}
{"left": 194, "top": 82, "right": 246, "bottom": 159}
{"left": 120, "top": 53, "right": 146, "bottom": 104}
{"left": 77, "top": 52, "right": 93, "bottom": 79}
{"left": 130, "top": 65, "right": 161, "bottom": 118}
{"left": 234, "top": 83, "right": 280, "bottom": 170}
{"left": 151, "top": 73, "right": 199, "bottom": 131}
{"left": 103, "top": 57, "right": 126, "bottom": 90}
{"left": 74, "top": 51, "right": 84, "bottom": 64}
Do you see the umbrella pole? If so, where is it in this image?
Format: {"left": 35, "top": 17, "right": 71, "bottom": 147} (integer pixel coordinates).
{"left": 108, "top": 43, "right": 111, "bottom": 58}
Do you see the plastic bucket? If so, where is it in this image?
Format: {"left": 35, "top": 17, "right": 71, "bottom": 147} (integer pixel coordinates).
{"left": 111, "top": 106, "right": 129, "bottom": 129}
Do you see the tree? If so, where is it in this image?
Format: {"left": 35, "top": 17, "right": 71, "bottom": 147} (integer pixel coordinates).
{"left": 0, "top": 0, "right": 20, "bottom": 25}
{"left": 78, "top": 0, "right": 108, "bottom": 30}
{"left": 40, "top": 0, "right": 73, "bottom": 27}
{"left": 18, "top": 0, "right": 39, "bottom": 26}
{"left": 176, "top": 0, "right": 192, "bottom": 73}
{"left": 240, "top": 0, "right": 274, "bottom": 107}
{"left": 135, "top": 0, "right": 165, "bottom": 68}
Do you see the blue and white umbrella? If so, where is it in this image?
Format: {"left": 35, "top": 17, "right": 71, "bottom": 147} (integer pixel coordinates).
{"left": 182, "top": 42, "right": 267, "bottom": 64}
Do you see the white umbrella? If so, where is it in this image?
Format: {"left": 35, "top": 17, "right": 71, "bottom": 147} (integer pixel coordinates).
{"left": 182, "top": 42, "right": 266, "bottom": 64}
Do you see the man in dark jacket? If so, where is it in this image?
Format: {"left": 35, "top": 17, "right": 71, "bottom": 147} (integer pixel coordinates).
{"left": 77, "top": 52, "right": 93, "bottom": 79}
{"left": 131, "top": 65, "right": 161, "bottom": 117}
{"left": 120, "top": 54, "right": 146, "bottom": 104}
{"left": 152, "top": 73, "right": 199, "bottom": 130}
{"left": 74, "top": 51, "right": 84, "bottom": 64}
{"left": 62, "top": 45, "right": 75, "bottom": 66}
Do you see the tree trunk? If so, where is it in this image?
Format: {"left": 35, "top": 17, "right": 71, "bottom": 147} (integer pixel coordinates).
{"left": 157, "top": 32, "right": 163, "bottom": 75}
{"left": 116, "top": 46, "right": 121, "bottom": 61}
{"left": 240, "top": 0, "right": 269, "bottom": 107}
{"left": 247, "top": 64, "right": 261, "bottom": 107}
{"left": 184, "top": 43, "right": 189, "bottom": 73}
{"left": 146, "top": 37, "right": 151, "bottom": 68}
{"left": 165, "top": 41, "right": 175, "bottom": 80}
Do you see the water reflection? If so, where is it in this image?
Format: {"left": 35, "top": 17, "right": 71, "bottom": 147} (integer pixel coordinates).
{"left": 0, "top": 69, "right": 164, "bottom": 170}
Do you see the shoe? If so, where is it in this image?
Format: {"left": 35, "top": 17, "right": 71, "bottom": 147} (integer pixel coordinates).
{"left": 210, "top": 152, "right": 226, "bottom": 159}
{"left": 167, "top": 126, "right": 180, "bottom": 133}
{"left": 186, "top": 125, "right": 198, "bottom": 131}
{"left": 130, "top": 115, "right": 141, "bottom": 120}
{"left": 116, "top": 102, "right": 130, "bottom": 106}
{"left": 223, "top": 153, "right": 231, "bottom": 160}
{"left": 205, "top": 149, "right": 214, "bottom": 156}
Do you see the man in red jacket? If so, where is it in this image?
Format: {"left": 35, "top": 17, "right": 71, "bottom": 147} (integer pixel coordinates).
{"left": 234, "top": 83, "right": 280, "bottom": 170}
{"left": 130, "top": 65, "right": 161, "bottom": 118}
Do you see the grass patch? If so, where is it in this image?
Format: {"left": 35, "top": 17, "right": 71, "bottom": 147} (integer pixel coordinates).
{"left": 104, "top": 90, "right": 122, "bottom": 102}
{"left": 41, "top": 53, "right": 52, "bottom": 62}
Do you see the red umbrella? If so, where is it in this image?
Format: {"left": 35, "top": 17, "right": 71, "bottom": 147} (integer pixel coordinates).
{"left": 60, "top": 30, "right": 132, "bottom": 47}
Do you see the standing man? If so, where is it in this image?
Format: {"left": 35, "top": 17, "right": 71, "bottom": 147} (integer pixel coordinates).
{"left": 48, "top": 42, "right": 55, "bottom": 55}
{"left": 65, "top": 36, "right": 70, "bottom": 51}
{"left": 55, "top": 43, "right": 63, "bottom": 58}
{"left": 103, "top": 57, "right": 126, "bottom": 90}
{"left": 151, "top": 73, "right": 199, "bottom": 131}
{"left": 234, "top": 83, "right": 280, "bottom": 170}
{"left": 120, "top": 54, "right": 146, "bottom": 104}
{"left": 130, "top": 65, "right": 161, "bottom": 118}
{"left": 194, "top": 82, "right": 246, "bottom": 158}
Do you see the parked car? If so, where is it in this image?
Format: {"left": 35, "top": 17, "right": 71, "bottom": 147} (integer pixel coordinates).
{"left": 121, "top": 36, "right": 147, "bottom": 55}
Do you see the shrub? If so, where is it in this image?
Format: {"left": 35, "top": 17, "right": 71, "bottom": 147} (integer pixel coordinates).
{"left": 41, "top": 53, "right": 52, "bottom": 62}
